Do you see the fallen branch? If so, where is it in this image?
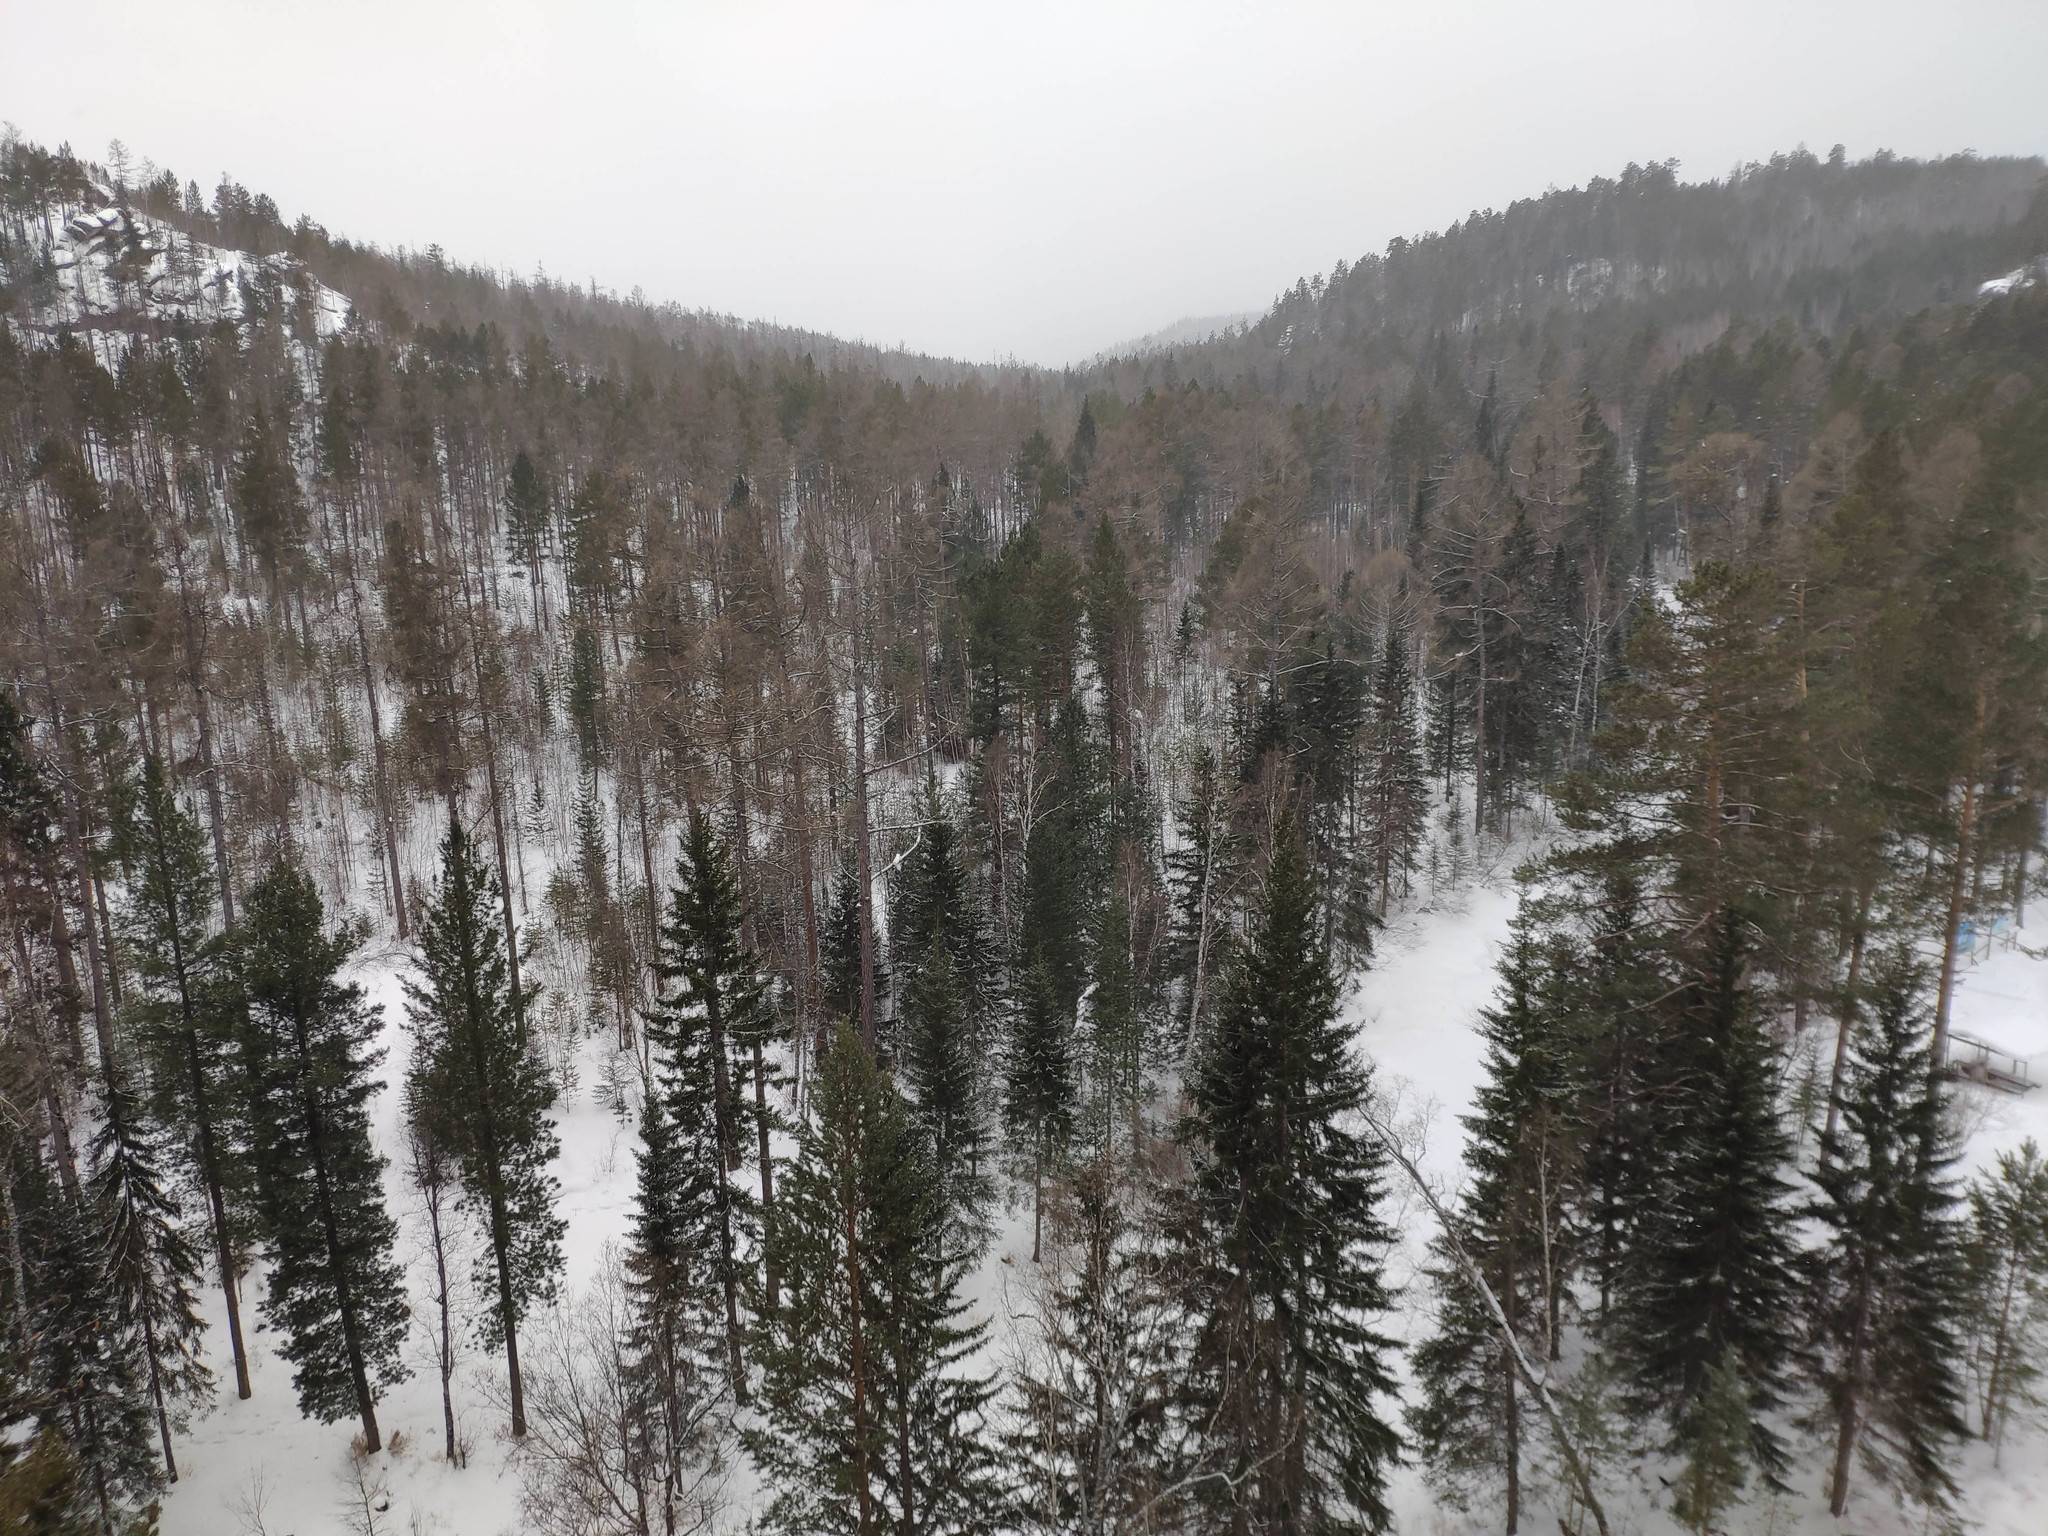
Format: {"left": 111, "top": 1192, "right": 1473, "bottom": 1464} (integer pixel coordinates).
{"left": 1357, "top": 1101, "right": 1611, "bottom": 1536}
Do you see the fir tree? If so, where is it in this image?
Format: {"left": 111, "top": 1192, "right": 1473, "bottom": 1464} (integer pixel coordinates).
{"left": 1567, "top": 875, "right": 1669, "bottom": 1320}
{"left": 748, "top": 1025, "right": 997, "bottom": 1536}
{"left": 505, "top": 450, "right": 550, "bottom": 579}
{"left": 1671, "top": 1349, "right": 1750, "bottom": 1536}
{"left": 120, "top": 755, "right": 252, "bottom": 1400}
{"left": 1808, "top": 956, "right": 1971, "bottom": 1517}
{"left": 1174, "top": 817, "right": 1401, "bottom": 1533}
{"left": 1018, "top": 696, "right": 1104, "bottom": 1026}
{"left": 235, "top": 860, "right": 409, "bottom": 1452}
{"left": 405, "top": 819, "right": 564, "bottom": 1438}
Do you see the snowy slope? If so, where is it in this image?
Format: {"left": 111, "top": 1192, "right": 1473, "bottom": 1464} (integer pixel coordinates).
{"left": 151, "top": 834, "right": 2048, "bottom": 1536}
{"left": 20, "top": 195, "right": 351, "bottom": 348}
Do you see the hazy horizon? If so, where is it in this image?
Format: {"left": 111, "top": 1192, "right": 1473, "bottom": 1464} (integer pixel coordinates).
{"left": 6, "top": 0, "right": 2047, "bottom": 365}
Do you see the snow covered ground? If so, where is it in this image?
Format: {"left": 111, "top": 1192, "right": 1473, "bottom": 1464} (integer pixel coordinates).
{"left": 154, "top": 848, "right": 2048, "bottom": 1536}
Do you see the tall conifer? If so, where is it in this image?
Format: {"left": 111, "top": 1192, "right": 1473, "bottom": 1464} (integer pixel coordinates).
{"left": 1174, "top": 817, "right": 1401, "bottom": 1532}
{"left": 121, "top": 756, "right": 251, "bottom": 1400}
{"left": 1808, "top": 958, "right": 1971, "bottom": 1517}
{"left": 405, "top": 818, "right": 564, "bottom": 1438}
{"left": 236, "top": 860, "right": 408, "bottom": 1452}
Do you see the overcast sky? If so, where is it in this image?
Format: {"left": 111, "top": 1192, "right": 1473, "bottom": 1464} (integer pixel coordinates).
{"left": 5, "top": 1, "right": 2046, "bottom": 365}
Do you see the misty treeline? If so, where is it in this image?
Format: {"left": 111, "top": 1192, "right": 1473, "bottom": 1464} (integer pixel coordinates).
{"left": 3, "top": 129, "right": 2048, "bottom": 1535}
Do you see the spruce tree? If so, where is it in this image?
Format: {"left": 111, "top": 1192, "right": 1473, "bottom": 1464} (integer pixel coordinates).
{"left": 1082, "top": 894, "right": 1145, "bottom": 1156}
{"left": 1611, "top": 914, "right": 1800, "bottom": 1489}
{"left": 405, "top": 818, "right": 564, "bottom": 1438}
{"left": 12, "top": 1142, "right": 160, "bottom": 1533}
{"left": 504, "top": 450, "right": 550, "bottom": 586}
{"left": 1963, "top": 1138, "right": 2048, "bottom": 1448}
{"left": 623, "top": 1083, "right": 731, "bottom": 1529}
{"left": 1174, "top": 817, "right": 1401, "bottom": 1533}
{"left": 1411, "top": 926, "right": 1577, "bottom": 1533}
{"left": 1361, "top": 626, "right": 1426, "bottom": 914}
{"left": 235, "top": 859, "right": 409, "bottom": 1452}
{"left": 646, "top": 810, "right": 765, "bottom": 1397}
{"left": 120, "top": 755, "right": 251, "bottom": 1400}
{"left": 900, "top": 933, "right": 990, "bottom": 1255}
{"left": 1165, "top": 744, "right": 1229, "bottom": 1044}
{"left": 748, "top": 1025, "right": 997, "bottom": 1536}
{"left": 1808, "top": 956, "right": 1971, "bottom": 1517}
{"left": 1006, "top": 1154, "right": 1181, "bottom": 1534}
{"left": 1006, "top": 961, "right": 1074, "bottom": 1265}
{"left": 823, "top": 845, "right": 884, "bottom": 1030}
{"left": 889, "top": 790, "right": 976, "bottom": 1033}
{"left": 90, "top": 1083, "right": 209, "bottom": 1483}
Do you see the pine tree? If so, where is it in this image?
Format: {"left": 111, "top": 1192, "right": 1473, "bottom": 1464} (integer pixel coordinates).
{"left": 231, "top": 400, "right": 306, "bottom": 605}
{"left": 120, "top": 755, "right": 252, "bottom": 1400}
{"left": 1808, "top": 956, "right": 1971, "bottom": 1517}
{"left": 1174, "top": 817, "right": 1401, "bottom": 1533}
{"left": 1611, "top": 913, "right": 1800, "bottom": 1488}
{"left": 405, "top": 818, "right": 564, "bottom": 1438}
{"left": 90, "top": 1082, "right": 209, "bottom": 1483}
{"left": 1411, "top": 926, "right": 1577, "bottom": 1532}
{"left": 235, "top": 859, "right": 409, "bottom": 1452}
{"left": 748, "top": 1025, "right": 997, "bottom": 1535}
{"left": 646, "top": 810, "right": 765, "bottom": 1398}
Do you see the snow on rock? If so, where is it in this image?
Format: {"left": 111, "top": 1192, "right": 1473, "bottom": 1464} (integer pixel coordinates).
{"left": 1978, "top": 258, "right": 2046, "bottom": 297}
{"left": 21, "top": 195, "right": 352, "bottom": 345}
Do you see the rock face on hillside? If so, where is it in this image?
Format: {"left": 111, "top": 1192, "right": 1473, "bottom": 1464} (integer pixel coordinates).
{"left": 23, "top": 190, "right": 353, "bottom": 343}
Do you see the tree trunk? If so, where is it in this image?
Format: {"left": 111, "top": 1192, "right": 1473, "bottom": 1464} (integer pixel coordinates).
{"left": 1823, "top": 888, "right": 1873, "bottom": 1154}
{"left": 290, "top": 1008, "right": 383, "bottom": 1452}
{"left": 1472, "top": 603, "right": 1488, "bottom": 839}
{"left": 1932, "top": 687, "right": 1988, "bottom": 1073}
{"left": 851, "top": 620, "right": 879, "bottom": 1051}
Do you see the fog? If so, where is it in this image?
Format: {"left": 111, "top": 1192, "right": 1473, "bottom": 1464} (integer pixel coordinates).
{"left": 5, "top": 0, "right": 2044, "bottom": 365}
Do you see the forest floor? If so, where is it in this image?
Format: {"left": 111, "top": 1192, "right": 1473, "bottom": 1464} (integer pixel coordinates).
{"left": 156, "top": 849, "right": 2048, "bottom": 1536}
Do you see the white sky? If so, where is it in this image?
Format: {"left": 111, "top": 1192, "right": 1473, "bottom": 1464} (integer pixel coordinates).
{"left": 5, "top": 0, "right": 2046, "bottom": 366}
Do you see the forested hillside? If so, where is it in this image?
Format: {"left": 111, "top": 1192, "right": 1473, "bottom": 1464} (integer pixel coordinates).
{"left": 4, "top": 127, "right": 2048, "bottom": 1535}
